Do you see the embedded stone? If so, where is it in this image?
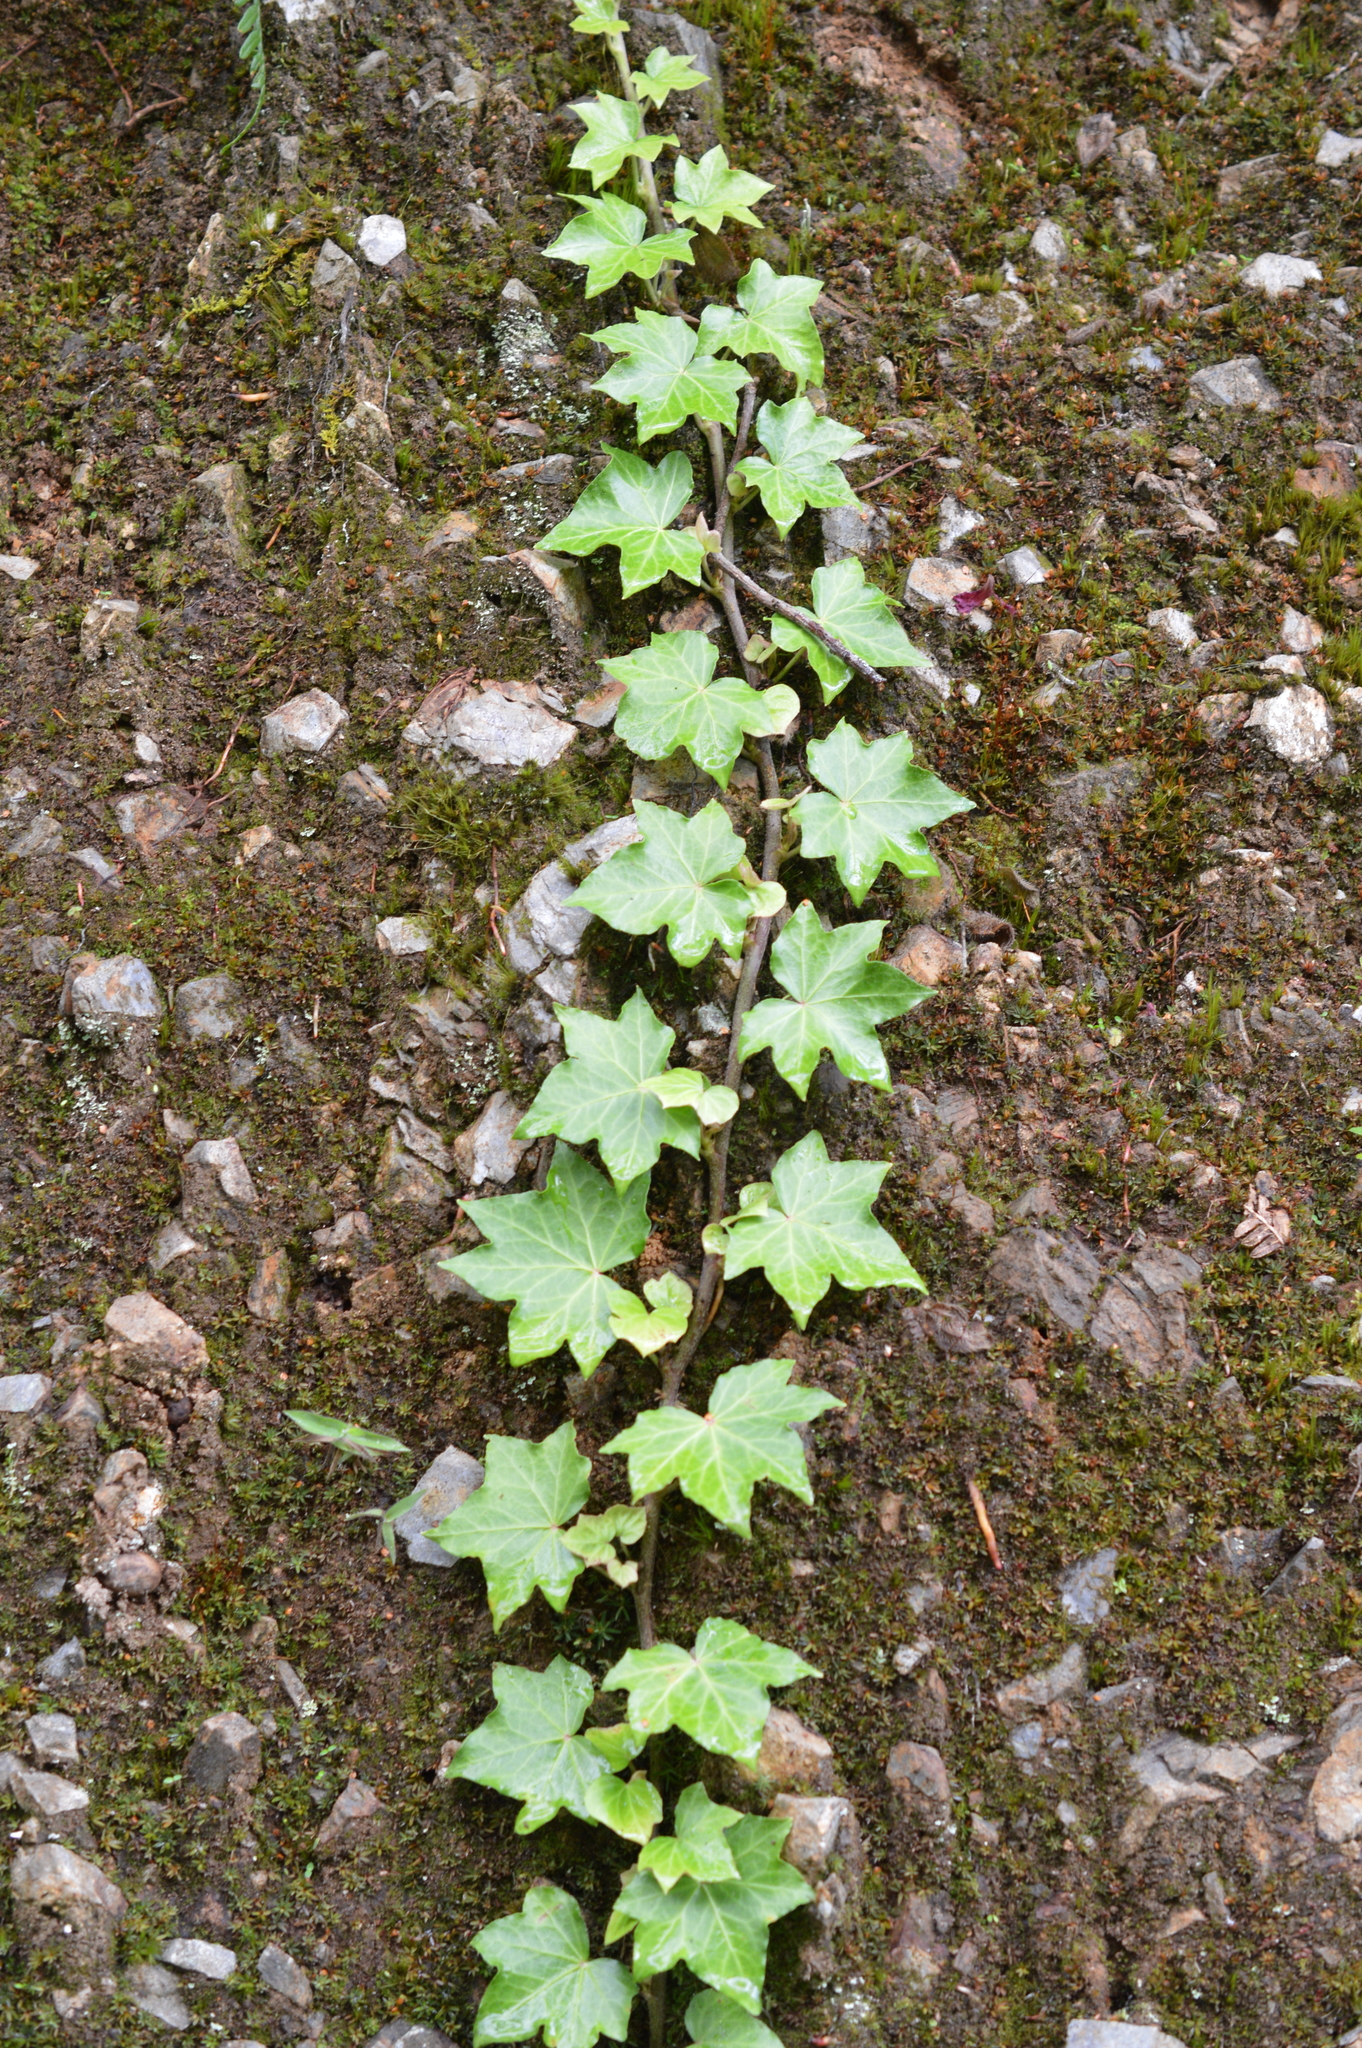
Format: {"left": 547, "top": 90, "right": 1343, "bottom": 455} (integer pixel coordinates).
{"left": 889, "top": 926, "right": 964, "bottom": 986}
{"left": 903, "top": 556, "right": 981, "bottom": 611}
{"left": 61, "top": 954, "right": 163, "bottom": 1025}
{"left": 453, "top": 1092, "right": 528, "bottom": 1187}
{"left": 174, "top": 973, "right": 246, "bottom": 1042}
{"left": 113, "top": 787, "right": 204, "bottom": 854}
{"left": 1310, "top": 1725, "right": 1362, "bottom": 1841}
{"left": 1188, "top": 355, "right": 1280, "bottom": 411}
{"left": 191, "top": 461, "right": 253, "bottom": 562}
{"left": 393, "top": 1447, "right": 486, "bottom": 1565}
{"left": 1075, "top": 111, "right": 1117, "bottom": 167}
{"left": 376, "top": 916, "right": 431, "bottom": 958}
{"left": 1240, "top": 252, "right": 1323, "bottom": 299}
{"left": 821, "top": 501, "right": 889, "bottom": 563}
{"left": 339, "top": 762, "right": 392, "bottom": 814}
{"left": 26, "top": 1715, "right": 79, "bottom": 1770}
{"left": 956, "top": 289, "right": 1032, "bottom": 335}
{"left": 1245, "top": 684, "right": 1334, "bottom": 769}
{"left": 313, "top": 1774, "right": 386, "bottom": 1856}
{"left": 1030, "top": 216, "right": 1068, "bottom": 265}
{"left": 311, "top": 238, "right": 360, "bottom": 310}
{"left": 104, "top": 1293, "right": 208, "bottom": 1374}
{"left": 10, "top": 1843, "right": 127, "bottom": 1981}
{"left": 998, "top": 545, "right": 1051, "bottom": 587}
{"left": 995, "top": 1643, "right": 1087, "bottom": 1724}
{"left": 886, "top": 1739, "right": 951, "bottom": 1810}
{"left": 502, "top": 816, "right": 641, "bottom": 976}
{"left": 0, "top": 1373, "right": 52, "bottom": 1415}
{"left": 740, "top": 1707, "right": 835, "bottom": 1794}
{"left": 184, "top": 1712, "right": 261, "bottom": 1796}
{"left": 246, "top": 1251, "right": 292, "bottom": 1323}
{"left": 403, "top": 681, "right": 576, "bottom": 771}
{"left": 127, "top": 1961, "right": 191, "bottom": 2029}
{"left": 1316, "top": 129, "right": 1362, "bottom": 167}
{"left": 358, "top": 214, "right": 407, "bottom": 268}
{"left": 160, "top": 1937, "right": 237, "bottom": 1980}
{"left": 37, "top": 1640, "right": 85, "bottom": 1686}
{"left": 260, "top": 689, "right": 348, "bottom": 758}
{"left": 257, "top": 1943, "right": 311, "bottom": 2008}
{"left": 770, "top": 1793, "right": 858, "bottom": 1880}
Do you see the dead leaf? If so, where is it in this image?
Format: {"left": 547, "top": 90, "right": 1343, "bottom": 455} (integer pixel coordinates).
{"left": 1232, "top": 1184, "right": 1291, "bottom": 1258}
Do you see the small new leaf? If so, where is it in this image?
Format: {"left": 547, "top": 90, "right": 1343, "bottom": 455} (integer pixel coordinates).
{"left": 544, "top": 195, "right": 694, "bottom": 299}
{"left": 569, "top": 800, "right": 783, "bottom": 968}
{"left": 607, "top": 630, "right": 798, "bottom": 789}
{"left": 571, "top": 0, "right": 630, "bottom": 33}
{"left": 592, "top": 312, "right": 750, "bottom": 442}
{"left": 569, "top": 94, "right": 675, "bottom": 189}
{"left": 603, "top": 1616, "right": 816, "bottom": 1762}
{"left": 584, "top": 1770, "right": 663, "bottom": 1845}
{"left": 733, "top": 397, "right": 861, "bottom": 538}
{"left": 669, "top": 146, "right": 772, "bottom": 232}
{"left": 705, "top": 1128, "right": 923, "bottom": 1327}
{"left": 769, "top": 558, "right": 923, "bottom": 701}
{"left": 603, "top": 1355, "right": 841, "bottom": 1538}
{"left": 441, "top": 1146, "right": 650, "bottom": 1373}
{"left": 473, "top": 1883, "right": 638, "bottom": 2048}
{"left": 686, "top": 1991, "right": 784, "bottom": 2048}
{"left": 562, "top": 1503, "right": 648, "bottom": 1587}
{"left": 697, "top": 260, "right": 823, "bottom": 392}
{"left": 429, "top": 1423, "right": 590, "bottom": 1628}
{"left": 585, "top": 1722, "right": 648, "bottom": 1771}
{"left": 514, "top": 991, "right": 701, "bottom": 1190}
{"left": 284, "top": 1410, "right": 408, "bottom": 1462}
{"left": 632, "top": 45, "right": 708, "bottom": 106}
{"left": 447, "top": 1658, "right": 616, "bottom": 1833}
{"left": 609, "top": 1271, "right": 693, "bottom": 1358}
{"left": 540, "top": 447, "right": 704, "bottom": 599}
{"left": 640, "top": 1070, "right": 739, "bottom": 1127}
{"left": 639, "top": 1782, "right": 742, "bottom": 1890}
{"left": 792, "top": 720, "right": 973, "bottom": 906}
{"left": 738, "top": 900, "right": 931, "bottom": 1099}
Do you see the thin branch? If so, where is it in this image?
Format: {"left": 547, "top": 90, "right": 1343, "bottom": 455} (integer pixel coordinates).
{"left": 119, "top": 93, "right": 186, "bottom": 139}
{"left": 92, "top": 37, "right": 135, "bottom": 119}
{"left": 708, "top": 548, "right": 889, "bottom": 687}
{"left": 0, "top": 33, "right": 40, "bottom": 78}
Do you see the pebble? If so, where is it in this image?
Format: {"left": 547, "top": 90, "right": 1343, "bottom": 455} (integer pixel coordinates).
{"left": 104, "top": 1292, "right": 208, "bottom": 1374}
{"left": 149, "top": 1221, "right": 202, "bottom": 1274}
{"left": 160, "top": 1936, "right": 237, "bottom": 1980}
{"left": 258, "top": 1942, "right": 312, "bottom": 2008}
{"left": 363, "top": 2025, "right": 458, "bottom": 2048}
{"left": 1147, "top": 606, "right": 1198, "bottom": 651}
{"left": 453, "top": 1091, "right": 528, "bottom": 1186}
{"left": 393, "top": 1446, "right": 486, "bottom": 1565}
{"left": 1035, "top": 629, "right": 1084, "bottom": 668}
{"left": 127, "top": 1961, "right": 192, "bottom": 2029}
{"left": 26, "top": 1714, "right": 79, "bottom": 1769}
{"left": 0, "top": 1373, "right": 52, "bottom": 1415}
{"left": 191, "top": 461, "right": 254, "bottom": 562}
{"left": 1029, "top": 216, "right": 1068, "bottom": 265}
{"left": 821, "top": 501, "right": 889, "bottom": 562}
{"left": 37, "top": 1639, "right": 85, "bottom": 1686}
{"left": 260, "top": 689, "right": 349, "bottom": 758}
{"left": 173, "top": 973, "right": 246, "bottom": 1042}
{"left": 338, "top": 762, "right": 392, "bottom": 814}
{"left": 313, "top": 1774, "right": 385, "bottom": 1856}
{"left": 61, "top": 953, "right": 163, "bottom": 1026}
{"left": 357, "top": 214, "right": 407, "bottom": 267}
{"left": 69, "top": 846, "right": 122, "bottom": 888}
{"left": 311, "top": 238, "right": 360, "bottom": 310}
{"left": 1187, "top": 355, "right": 1280, "bottom": 411}
{"left": 1316, "top": 129, "right": 1362, "bottom": 167}
{"left": 1067, "top": 2025, "right": 1188, "bottom": 2048}
{"left": 1059, "top": 1547, "right": 1120, "bottom": 1626}
{"left": 1280, "top": 605, "right": 1324, "bottom": 654}
{"left": 6, "top": 811, "right": 64, "bottom": 861}
{"left": 995, "top": 1643, "right": 1087, "bottom": 1723}
{"left": 770, "top": 1792, "right": 857, "bottom": 1880}
{"left": 903, "top": 555, "right": 981, "bottom": 610}
{"left": 404, "top": 684, "right": 576, "bottom": 770}
{"left": 889, "top": 926, "right": 965, "bottom": 986}
{"left": 1075, "top": 111, "right": 1117, "bottom": 167}
{"left": 0, "top": 552, "right": 39, "bottom": 581}
{"left": 502, "top": 816, "right": 641, "bottom": 977}
{"left": 998, "top": 544, "right": 1050, "bottom": 586}
{"left": 937, "top": 493, "right": 983, "bottom": 553}
{"left": 113, "top": 787, "right": 202, "bottom": 854}
{"left": 956, "top": 289, "right": 1032, "bottom": 334}
{"left": 184, "top": 1712, "right": 262, "bottom": 1796}
{"left": 1239, "top": 252, "right": 1323, "bottom": 298}
{"left": 375, "top": 916, "right": 431, "bottom": 958}
{"left": 739, "top": 1707, "right": 834, "bottom": 1794}
{"left": 1245, "top": 683, "right": 1335, "bottom": 769}
{"left": 886, "top": 1738, "right": 951, "bottom": 1810}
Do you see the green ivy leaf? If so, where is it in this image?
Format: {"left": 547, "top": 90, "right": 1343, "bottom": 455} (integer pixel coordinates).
{"left": 603, "top": 1356, "right": 840, "bottom": 1538}
{"left": 540, "top": 446, "right": 705, "bottom": 599}
{"left": 603, "top": 1616, "right": 816, "bottom": 1761}
{"left": 669, "top": 146, "right": 772, "bottom": 232}
{"left": 685, "top": 1991, "right": 785, "bottom": 2048}
{"left": 732, "top": 396, "right": 861, "bottom": 538}
{"left": 514, "top": 991, "right": 701, "bottom": 1190}
{"left": 738, "top": 900, "right": 931, "bottom": 1099}
{"left": 638, "top": 1782, "right": 742, "bottom": 1890}
{"left": 569, "top": 94, "right": 675, "bottom": 189}
{"left": 543, "top": 195, "right": 694, "bottom": 299}
{"left": 697, "top": 260, "right": 823, "bottom": 392}
{"left": 569, "top": 800, "right": 783, "bottom": 968}
{"left": 631, "top": 45, "right": 709, "bottom": 106}
{"left": 430, "top": 1424, "right": 589, "bottom": 1628}
{"left": 571, "top": 0, "right": 630, "bottom": 34}
{"left": 769, "top": 558, "right": 923, "bottom": 701}
{"left": 584, "top": 1770, "right": 663, "bottom": 1845}
{"left": 791, "top": 720, "right": 973, "bottom": 906}
{"left": 562, "top": 1503, "right": 648, "bottom": 1587}
{"left": 473, "top": 1883, "right": 638, "bottom": 2048}
{"left": 606, "top": 630, "right": 798, "bottom": 788}
{"left": 609, "top": 1271, "right": 693, "bottom": 1357}
{"left": 704, "top": 1128, "right": 923, "bottom": 1327}
{"left": 606, "top": 1814, "right": 811, "bottom": 2012}
{"left": 283, "top": 1410, "right": 408, "bottom": 1462}
{"left": 640, "top": 1070, "right": 739, "bottom": 1127}
{"left": 585, "top": 1722, "right": 649, "bottom": 1771}
{"left": 592, "top": 312, "right": 751, "bottom": 442}
{"left": 447, "top": 1658, "right": 617, "bottom": 1832}
{"left": 442, "top": 1147, "right": 650, "bottom": 1373}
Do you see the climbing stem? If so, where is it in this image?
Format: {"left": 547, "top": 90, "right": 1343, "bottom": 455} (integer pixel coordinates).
{"left": 708, "top": 547, "right": 890, "bottom": 687}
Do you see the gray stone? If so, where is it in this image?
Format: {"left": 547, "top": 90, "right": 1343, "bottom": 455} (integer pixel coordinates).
{"left": 394, "top": 1447, "right": 486, "bottom": 1565}
{"left": 770, "top": 1792, "right": 859, "bottom": 1880}
{"left": 104, "top": 1293, "right": 208, "bottom": 1375}
{"left": 10, "top": 1843, "right": 127, "bottom": 1981}
{"left": 1313, "top": 1725, "right": 1362, "bottom": 1842}
{"left": 1188, "top": 355, "right": 1280, "bottom": 412}
{"left": 1009, "top": 1720, "right": 1044, "bottom": 1760}
{"left": 149, "top": 1222, "right": 201, "bottom": 1275}
{"left": 956, "top": 289, "right": 1032, "bottom": 335}
{"left": 313, "top": 1774, "right": 386, "bottom": 1856}
{"left": 886, "top": 1739, "right": 951, "bottom": 1810}
{"left": 404, "top": 685, "right": 576, "bottom": 771}
{"left": 80, "top": 595, "right": 140, "bottom": 664}
{"left": 160, "top": 1936, "right": 237, "bottom": 1980}
{"left": 260, "top": 689, "right": 348, "bottom": 758}
{"left": 69, "top": 846, "right": 122, "bottom": 888}
{"left": 37, "top": 1639, "right": 85, "bottom": 1686}
{"left": 9, "top": 1765, "right": 91, "bottom": 1835}
{"left": 739, "top": 1707, "right": 834, "bottom": 1794}
{"left": 61, "top": 953, "right": 163, "bottom": 1026}
{"left": 357, "top": 214, "right": 407, "bottom": 267}
{"left": 1067, "top": 2025, "right": 1188, "bottom": 2048}
{"left": 191, "top": 462, "right": 253, "bottom": 563}
{"left": 1240, "top": 252, "right": 1322, "bottom": 299}
{"left": 417, "top": 1242, "right": 485, "bottom": 1305}
{"left": 1088, "top": 1246, "right": 1204, "bottom": 1378}
{"left": 185, "top": 210, "right": 228, "bottom": 292}
{"left": 1216, "top": 1525, "right": 1282, "bottom": 1578}
{"left": 363, "top": 2025, "right": 458, "bottom": 2048}
{"left": 375, "top": 915, "right": 431, "bottom": 958}
{"left": 27, "top": 1715, "right": 78, "bottom": 1770}
{"left": 821, "top": 501, "right": 889, "bottom": 563}
{"left": 986, "top": 1229, "right": 1101, "bottom": 1332}
{"left": 127, "top": 1961, "right": 191, "bottom": 2029}
{"left": 1217, "top": 153, "right": 1280, "bottom": 203}
{"left": 0, "top": 1373, "right": 52, "bottom": 1415}
{"left": 1262, "top": 1535, "right": 1327, "bottom": 1605}
{"left": 995, "top": 1644, "right": 1087, "bottom": 1724}
{"left": 258, "top": 1942, "right": 311, "bottom": 2008}
{"left": 372, "top": 1123, "right": 453, "bottom": 1217}
{"left": 0, "top": 552, "right": 39, "bottom": 581}
{"left": 503, "top": 816, "right": 642, "bottom": 976}
{"left": 1029, "top": 216, "right": 1068, "bottom": 265}
{"left": 1197, "top": 692, "right": 1249, "bottom": 741}
{"left": 453, "top": 1091, "right": 528, "bottom": 1187}
{"left": 1059, "top": 1548, "right": 1120, "bottom": 1627}
{"left": 1246, "top": 684, "right": 1334, "bottom": 769}
{"left": 339, "top": 762, "right": 392, "bottom": 814}
{"left": 311, "top": 238, "right": 360, "bottom": 310}
{"left": 937, "top": 493, "right": 984, "bottom": 554}
{"left": 184, "top": 1136, "right": 257, "bottom": 1206}
{"left": 1048, "top": 758, "right": 1146, "bottom": 833}
{"left": 1147, "top": 605, "right": 1198, "bottom": 651}
{"left": 6, "top": 812, "right": 64, "bottom": 861}
{"left": 1075, "top": 111, "right": 1117, "bottom": 167}
{"left": 184, "top": 1712, "right": 261, "bottom": 1796}
{"left": 999, "top": 545, "right": 1051, "bottom": 587}
{"left": 173, "top": 973, "right": 246, "bottom": 1042}
{"left": 1317, "top": 129, "right": 1362, "bottom": 167}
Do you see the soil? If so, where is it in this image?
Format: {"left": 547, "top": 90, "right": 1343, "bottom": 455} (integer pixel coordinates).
{"left": 3, "top": 1, "right": 1362, "bottom": 2045}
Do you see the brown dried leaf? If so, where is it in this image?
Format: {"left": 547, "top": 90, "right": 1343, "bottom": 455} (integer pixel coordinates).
{"left": 1231, "top": 1184, "right": 1291, "bottom": 1259}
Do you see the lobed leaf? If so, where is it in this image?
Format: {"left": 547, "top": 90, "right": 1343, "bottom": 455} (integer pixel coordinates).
{"left": 571, "top": 0, "right": 630, "bottom": 33}
{"left": 592, "top": 311, "right": 750, "bottom": 441}
{"left": 609, "top": 1271, "right": 693, "bottom": 1357}
{"left": 603, "top": 1616, "right": 816, "bottom": 1762}
{"left": 584, "top": 1770, "right": 664, "bottom": 1845}
{"left": 561, "top": 1503, "right": 647, "bottom": 1588}
{"left": 738, "top": 900, "right": 931, "bottom": 1099}
{"left": 429, "top": 1424, "right": 590, "bottom": 1628}
{"left": 792, "top": 720, "right": 973, "bottom": 906}
{"left": 768, "top": 558, "right": 924, "bottom": 701}
{"left": 543, "top": 195, "right": 694, "bottom": 299}
{"left": 669, "top": 146, "right": 772, "bottom": 233}
{"left": 606, "top": 629, "right": 798, "bottom": 788}
{"left": 473, "top": 1883, "right": 638, "bottom": 2048}
{"left": 685, "top": 1990, "right": 785, "bottom": 2048}
{"left": 569, "top": 94, "right": 675, "bottom": 189}
{"left": 569, "top": 800, "right": 783, "bottom": 968}
{"left": 447, "top": 1657, "right": 616, "bottom": 1832}
{"left": 733, "top": 396, "right": 861, "bottom": 538}
{"left": 540, "top": 446, "right": 704, "bottom": 599}
{"left": 638, "top": 1781, "right": 742, "bottom": 1890}
{"left": 697, "top": 259, "right": 823, "bottom": 392}
{"left": 632, "top": 45, "right": 708, "bottom": 106}
{"left": 514, "top": 990, "right": 701, "bottom": 1190}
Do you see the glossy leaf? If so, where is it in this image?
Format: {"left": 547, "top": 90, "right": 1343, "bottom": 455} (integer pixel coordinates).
{"left": 473, "top": 1884, "right": 638, "bottom": 2048}
{"left": 569, "top": 800, "right": 783, "bottom": 968}
{"left": 540, "top": 447, "right": 704, "bottom": 599}
{"left": 447, "top": 1658, "right": 616, "bottom": 1832}
{"left": 569, "top": 94, "right": 675, "bottom": 189}
{"left": 562, "top": 1503, "right": 647, "bottom": 1588}
{"left": 603, "top": 1616, "right": 816, "bottom": 1761}
{"left": 442, "top": 1147, "right": 650, "bottom": 1373}
{"left": 609, "top": 1271, "right": 693, "bottom": 1357}
{"left": 792, "top": 720, "right": 973, "bottom": 906}
{"left": 669, "top": 146, "right": 772, "bottom": 233}
{"left": 703, "top": 1128, "right": 923, "bottom": 1327}
{"left": 585, "top": 1722, "right": 649, "bottom": 1771}
{"left": 514, "top": 991, "right": 701, "bottom": 1189}
{"left": 685, "top": 1991, "right": 784, "bottom": 2048}
{"left": 544, "top": 195, "right": 694, "bottom": 299}
{"left": 603, "top": 1355, "right": 841, "bottom": 1537}
{"left": 640, "top": 1070, "right": 739, "bottom": 1128}
{"left": 606, "top": 1814, "right": 811, "bottom": 2012}
{"left": 571, "top": 0, "right": 630, "bottom": 33}
{"left": 733, "top": 396, "right": 861, "bottom": 538}
{"left": 632, "top": 45, "right": 708, "bottom": 106}
{"left": 593, "top": 312, "right": 751, "bottom": 441}
{"left": 738, "top": 900, "right": 931, "bottom": 1098}
{"left": 638, "top": 1781, "right": 742, "bottom": 1890}
{"left": 284, "top": 1410, "right": 408, "bottom": 1461}
{"left": 605, "top": 630, "right": 796, "bottom": 789}
{"left": 697, "top": 260, "right": 823, "bottom": 392}
{"left": 769, "top": 558, "right": 924, "bottom": 701}
{"left": 584, "top": 1770, "right": 663, "bottom": 1844}
{"left": 429, "top": 1424, "right": 590, "bottom": 1628}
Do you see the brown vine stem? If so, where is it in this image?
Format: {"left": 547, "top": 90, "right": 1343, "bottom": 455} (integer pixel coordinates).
{"left": 708, "top": 547, "right": 890, "bottom": 689}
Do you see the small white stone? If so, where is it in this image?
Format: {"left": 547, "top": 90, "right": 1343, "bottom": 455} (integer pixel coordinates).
{"left": 0, "top": 554, "right": 39, "bottom": 581}
{"left": 999, "top": 545, "right": 1051, "bottom": 587}
{"left": 159, "top": 1937, "right": 237, "bottom": 1981}
{"left": 375, "top": 915, "right": 431, "bottom": 958}
{"left": 956, "top": 288, "right": 1032, "bottom": 334}
{"left": 357, "top": 214, "right": 407, "bottom": 268}
{"left": 937, "top": 494, "right": 984, "bottom": 554}
{"left": 1245, "top": 684, "right": 1335, "bottom": 769}
{"left": 1240, "top": 251, "right": 1323, "bottom": 298}
{"left": 260, "top": 689, "right": 348, "bottom": 758}
{"left": 1188, "top": 355, "right": 1280, "bottom": 411}
{"left": 1281, "top": 605, "right": 1324, "bottom": 654}
{"left": 1316, "top": 130, "right": 1362, "bottom": 168}
{"left": 394, "top": 1447, "right": 486, "bottom": 1564}
{"left": 0, "top": 1373, "right": 52, "bottom": 1415}
{"left": 1147, "top": 606, "right": 1198, "bottom": 651}
{"left": 903, "top": 556, "right": 980, "bottom": 610}
{"left": 1029, "top": 216, "right": 1068, "bottom": 265}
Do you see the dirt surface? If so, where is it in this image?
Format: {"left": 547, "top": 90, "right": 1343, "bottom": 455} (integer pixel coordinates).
{"left": 3, "top": 1, "right": 1362, "bottom": 2044}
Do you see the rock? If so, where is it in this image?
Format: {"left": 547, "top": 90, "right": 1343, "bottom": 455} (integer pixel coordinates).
{"left": 886, "top": 1739, "right": 951, "bottom": 1812}
{"left": 102, "top": 1552, "right": 164, "bottom": 1594}
{"left": 363, "top": 2025, "right": 458, "bottom": 2048}
{"left": 995, "top": 1644, "right": 1087, "bottom": 1724}
{"left": 1197, "top": 691, "right": 1248, "bottom": 741}
{"left": 423, "top": 510, "right": 479, "bottom": 554}
{"left": 5, "top": 811, "right": 63, "bottom": 861}
{"left": 37, "top": 1640, "right": 85, "bottom": 1686}
{"left": 1280, "top": 606, "right": 1324, "bottom": 655}
{"left": 184, "top": 1712, "right": 261, "bottom": 1796}
{"left": 126, "top": 1960, "right": 192, "bottom": 2029}
{"left": 1188, "top": 355, "right": 1280, "bottom": 412}
{"left": 311, "top": 237, "right": 360, "bottom": 310}
{"left": 372, "top": 1123, "right": 453, "bottom": 1217}
{"left": 1240, "top": 252, "right": 1323, "bottom": 298}
{"left": 889, "top": 926, "right": 964, "bottom": 986}
{"left": 502, "top": 816, "right": 642, "bottom": 977}
{"left": 80, "top": 594, "right": 140, "bottom": 664}
{"left": 771, "top": 1793, "right": 859, "bottom": 1881}
{"left": 1113, "top": 123, "right": 1161, "bottom": 188}
{"left": 987, "top": 1229, "right": 1101, "bottom": 1333}
{"left": 936, "top": 494, "right": 984, "bottom": 555}
{"left": 358, "top": 214, "right": 406, "bottom": 267}
{"left": 184, "top": 1137, "right": 257, "bottom": 1207}
{"left": 160, "top": 1937, "right": 237, "bottom": 1980}
{"left": 61, "top": 953, "right": 163, "bottom": 1027}
{"left": 1060, "top": 1548, "right": 1120, "bottom": 1626}
{"left": 998, "top": 545, "right": 1051, "bottom": 586}
{"left": 0, "top": 1373, "right": 52, "bottom": 1415}
{"left": 956, "top": 289, "right": 1032, "bottom": 335}
{"left": 1034, "top": 630, "right": 1082, "bottom": 671}
{"left": 1245, "top": 684, "right": 1334, "bottom": 769}
{"left": 1311, "top": 1724, "right": 1362, "bottom": 1841}
{"left": 1216, "top": 153, "right": 1280, "bottom": 204}
{"left": 10, "top": 1765, "right": 92, "bottom": 1841}
{"left": 260, "top": 689, "right": 348, "bottom": 758}
{"left": 191, "top": 461, "right": 253, "bottom": 562}
{"left": 1293, "top": 446, "right": 1356, "bottom": 500}
{"left": 1262, "top": 1535, "right": 1327, "bottom": 1604}
{"left": 1147, "top": 606, "right": 1198, "bottom": 651}
{"left": 0, "top": 551, "right": 39, "bottom": 581}
{"left": 1067, "top": 2025, "right": 1189, "bottom": 2048}
{"left": 258, "top": 1943, "right": 311, "bottom": 2009}
{"left": 403, "top": 683, "right": 576, "bottom": 770}
{"left": 27, "top": 1715, "right": 78, "bottom": 1770}
{"left": 314, "top": 1774, "right": 386, "bottom": 1856}
{"left": 453, "top": 1092, "right": 528, "bottom": 1187}
{"left": 903, "top": 556, "right": 980, "bottom": 610}
{"left": 393, "top": 1446, "right": 486, "bottom": 1565}
{"left": 247, "top": 1251, "right": 292, "bottom": 1323}
{"left": 339, "top": 762, "right": 392, "bottom": 814}
{"left": 1317, "top": 129, "right": 1362, "bottom": 167}
{"left": 945, "top": 1186, "right": 995, "bottom": 1235}
{"left": 729, "top": 1706, "right": 834, "bottom": 1795}
{"left": 69, "top": 846, "right": 122, "bottom": 888}
{"left": 185, "top": 210, "right": 228, "bottom": 292}
{"left": 480, "top": 549, "right": 595, "bottom": 656}
{"left": 104, "top": 1293, "right": 208, "bottom": 1375}
{"left": 821, "top": 501, "right": 889, "bottom": 563}
{"left": 173, "top": 973, "right": 246, "bottom": 1042}
{"left": 1006, "top": 1180, "right": 1065, "bottom": 1223}
{"left": 11, "top": 1844, "right": 126, "bottom": 1981}
{"left": 114, "top": 787, "right": 205, "bottom": 855}
{"left": 1030, "top": 217, "right": 1068, "bottom": 265}
{"left": 375, "top": 915, "right": 431, "bottom": 959}
{"left": 149, "top": 1222, "right": 202, "bottom": 1274}
{"left": 1075, "top": 111, "right": 1117, "bottom": 166}
{"left": 1048, "top": 757, "right": 1146, "bottom": 834}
